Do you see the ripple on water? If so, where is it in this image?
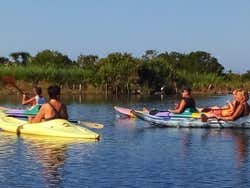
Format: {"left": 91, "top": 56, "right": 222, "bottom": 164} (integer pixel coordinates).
{"left": 0, "top": 96, "right": 250, "bottom": 187}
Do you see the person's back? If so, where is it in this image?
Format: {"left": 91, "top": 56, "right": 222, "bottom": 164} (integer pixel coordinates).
{"left": 242, "top": 103, "right": 250, "bottom": 116}
{"left": 182, "top": 96, "right": 196, "bottom": 111}
{"left": 30, "top": 85, "right": 68, "bottom": 123}
{"left": 239, "top": 93, "right": 250, "bottom": 117}
{"left": 42, "top": 100, "right": 67, "bottom": 121}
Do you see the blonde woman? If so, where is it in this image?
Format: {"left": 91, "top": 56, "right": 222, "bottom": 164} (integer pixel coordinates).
{"left": 218, "top": 89, "right": 250, "bottom": 121}
{"left": 201, "top": 89, "right": 239, "bottom": 117}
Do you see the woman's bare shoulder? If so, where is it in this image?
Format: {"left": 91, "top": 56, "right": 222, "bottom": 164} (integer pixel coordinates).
{"left": 40, "top": 103, "right": 50, "bottom": 109}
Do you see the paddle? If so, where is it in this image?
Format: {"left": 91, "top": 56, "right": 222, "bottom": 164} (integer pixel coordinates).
{"left": 2, "top": 76, "right": 25, "bottom": 94}
{"left": 69, "top": 120, "right": 104, "bottom": 129}
{"left": 149, "top": 109, "right": 169, "bottom": 115}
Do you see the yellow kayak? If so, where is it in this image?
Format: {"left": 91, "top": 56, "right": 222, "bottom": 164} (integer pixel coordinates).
{"left": 0, "top": 111, "right": 99, "bottom": 139}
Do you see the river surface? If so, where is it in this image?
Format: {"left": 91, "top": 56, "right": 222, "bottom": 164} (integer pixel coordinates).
{"left": 0, "top": 94, "right": 250, "bottom": 188}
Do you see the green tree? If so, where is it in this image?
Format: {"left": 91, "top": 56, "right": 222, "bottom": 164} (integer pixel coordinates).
{"left": 9, "top": 52, "right": 20, "bottom": 63}
{"left": 0, "top": 57, "right": 9, "bottom": 64}
{"left": 76, "top": 55, "right": 98, "bottom": 68}
{"left": 142, "top": 50, "right": 158, "bottom": 60}
{"left": 33, "top": 49, "right": 72, "bottom": 67}
{"left": 138, "top": 56, "right": 173, "bottom": 94}
{"left": 186, "top": 51, "right": 224, "bottom": 75}
{"left": 98, "top": 53, "right": 140, "bottom": 95}
{"left": 9, "top": 52, "right": 31, "bottom": 64}
{"left": 241, "top": 70, "right": 250, "bottom": 81}
{"left": 19, "top": 52, "right": 31, "bottom": 65}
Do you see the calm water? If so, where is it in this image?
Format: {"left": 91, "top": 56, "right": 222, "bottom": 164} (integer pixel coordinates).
{"left": 0, "top": 94, "right": 250, "bottom": 188}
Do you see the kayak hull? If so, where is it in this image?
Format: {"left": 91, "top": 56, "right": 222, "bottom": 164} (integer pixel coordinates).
{"left": 114, "top": 106, "right": 136, "bottom": 118}
{"left": 114, "top": 106, "right": 202, "bottom": 119}
{"left": 0, "top": 111, "right": 99, "bottom": 139}
{"left": 132, "top": 110, "right": 250, "bottom": 128}
{"left": 5, "top": 105, "right": 41, "bottom": 116}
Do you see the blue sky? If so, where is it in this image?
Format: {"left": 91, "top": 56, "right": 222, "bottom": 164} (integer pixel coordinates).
{"left": 0, "top": 0, "right": 249, "bottom": 73}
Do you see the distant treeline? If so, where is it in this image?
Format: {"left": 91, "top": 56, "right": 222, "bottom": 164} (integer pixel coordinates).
{"left": 1, "top": 50, "right": 250, "bottom": 95}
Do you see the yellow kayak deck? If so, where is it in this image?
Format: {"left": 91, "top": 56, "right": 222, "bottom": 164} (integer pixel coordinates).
{"left": 0, "top": 111, "right": 99, "bottom": 139}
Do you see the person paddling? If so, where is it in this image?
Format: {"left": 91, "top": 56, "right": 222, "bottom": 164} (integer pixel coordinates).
{"left": 22, "top": 86, "right": 46, "bottom": 106}
{"left": 168, "top": 87, "right": 197, "bottom": 114}
{"left": 30, "top": 85, "right": 68, "bottom": 123}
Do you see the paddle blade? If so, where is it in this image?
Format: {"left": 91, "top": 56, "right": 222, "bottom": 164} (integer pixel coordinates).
{"left": 2, "top": 76, "right": 25, "bottom": 94}
{"left": 2, "top": 76, "right": 15, "bottom": 85}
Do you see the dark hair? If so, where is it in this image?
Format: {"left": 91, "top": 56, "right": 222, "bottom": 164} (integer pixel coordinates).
{"left": 34, "top": 87, "right": 42, "bottom": 95}
{"left": 181, "top": 86, "right": 191, "bottom": 94}
{"left": 47, "top": 85, "right": 61, "bottom": 99}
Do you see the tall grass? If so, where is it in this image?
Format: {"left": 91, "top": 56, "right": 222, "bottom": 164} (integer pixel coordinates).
{"left": 1, "top": 64, "right": 249, "bottom": 94}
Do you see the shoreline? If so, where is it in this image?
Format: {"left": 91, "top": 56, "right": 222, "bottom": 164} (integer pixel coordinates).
{"left": 0, "top": 86, "right": 232, "bottom": 97}
{"left": 0, "top": 80, "right": 242, "bottom": 97}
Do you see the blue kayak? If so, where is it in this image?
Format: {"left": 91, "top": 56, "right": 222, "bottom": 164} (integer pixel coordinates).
{"left": 5, "top": 105, "right": 41, "bottom": 117}
{"left": 132, "top": 110, "right": 250, "bottom": 128}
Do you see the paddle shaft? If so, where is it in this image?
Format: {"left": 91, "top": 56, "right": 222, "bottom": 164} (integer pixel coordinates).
{"left": 149, "top": 109, "right": 169, "bottom": 115}
{"left": 12, "top": 83, "right": 25, "bottom": 94}
{"left": 69, "top": 120, "right": 104, "bottom": 129}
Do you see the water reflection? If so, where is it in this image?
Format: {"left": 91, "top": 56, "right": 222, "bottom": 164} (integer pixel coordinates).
{"left": 1, "top": 94, "right": 250, "bottom": 187}
{"left": 24, "top": 136, "right": 68, "bottom": 187}
{"left": 115, "top": 115, "right": 250, "bottom": 170}
{"left": 22, "top": 135, "right": 97, "bottom": 188}
{"left": 0, "top": 132, "right": 97, "bottom": 188}
{"left": 228, "top": 130, "right": 248, "bottom": 168}
{"left": 180, "top": 129, "right": 193, "bottom": 155}
{"left": 114, "top": 117, "right": 137, "bottom": 128}
{"left": 1, "top": 93, "right": 151, "bottom": 105}
{"left": 202, "top": 129, "right": 249, "bottom": 168}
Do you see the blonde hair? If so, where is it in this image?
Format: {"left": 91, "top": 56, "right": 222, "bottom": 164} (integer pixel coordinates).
{"left": 237, "top": 89, "right": 249, "bottom": 102}
{"left": 232, "top": 89, "right": 238, "bottom": 95}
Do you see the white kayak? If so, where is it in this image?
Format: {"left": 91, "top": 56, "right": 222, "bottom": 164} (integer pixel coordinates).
{"left": 132, "top": 110, "right": 250, "bottom": 128}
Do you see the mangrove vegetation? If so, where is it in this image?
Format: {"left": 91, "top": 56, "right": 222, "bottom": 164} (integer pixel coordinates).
{"left": 1, "top": 49, "right": 250, "bottom": 95}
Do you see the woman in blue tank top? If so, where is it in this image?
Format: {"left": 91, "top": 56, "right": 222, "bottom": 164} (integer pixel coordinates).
{"left": 22, "top": 86, "right": 46, "bottom": 106}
